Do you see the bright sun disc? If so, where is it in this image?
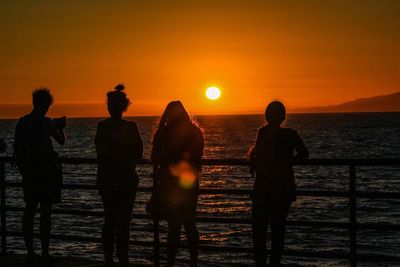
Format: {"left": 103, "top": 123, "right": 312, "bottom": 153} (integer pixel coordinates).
{"left": 206, "top": 87, "right": 221, "bottom": 100}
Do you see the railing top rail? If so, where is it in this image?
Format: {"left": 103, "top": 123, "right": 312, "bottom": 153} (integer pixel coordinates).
{"left": 1, "top": 156, "right": 400, "bottom": 166}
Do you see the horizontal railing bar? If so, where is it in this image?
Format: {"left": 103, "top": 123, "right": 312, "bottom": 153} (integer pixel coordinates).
{"left": 4, "top": 231, "right": 400, "bottom": 262}
{"left": 5, "top": 182, "right": 400, "bottom": 198}
{"left": 5, "top": 206, "right": 148, "bottom": 219}
{"left": 4, "top": 206, "right": 400, "bottom": 230}
{"left": 4, "top": 231, "right": 349, "bottom": 259}
{"left": 356, "top": 192, "right": 400, "bottom": 198}
{"left": 1, "top": 157, "right": 400, "bottom": 166}
{"left": 62, "top": 158, "right": 400, "bottom": 166}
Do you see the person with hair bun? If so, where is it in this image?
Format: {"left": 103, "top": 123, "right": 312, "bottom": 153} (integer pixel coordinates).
{"left": 95, "top": 84, "right": 143, "bottom": 267}
{"left": 249, "top": 101, "right": 309, "bottom": 267}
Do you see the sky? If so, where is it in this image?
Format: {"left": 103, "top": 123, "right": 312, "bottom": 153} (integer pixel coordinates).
{"left": 0, "top": 0, "right": 399, "bottom": 118}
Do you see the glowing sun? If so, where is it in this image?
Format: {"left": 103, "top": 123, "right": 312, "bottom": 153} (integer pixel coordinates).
{"left": 205, "top": 87, "right": 221, "bottom": 100}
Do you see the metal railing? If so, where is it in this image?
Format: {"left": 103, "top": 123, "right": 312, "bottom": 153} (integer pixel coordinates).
{"left": 1, "top": 156, "right": 400, "bottom": 266}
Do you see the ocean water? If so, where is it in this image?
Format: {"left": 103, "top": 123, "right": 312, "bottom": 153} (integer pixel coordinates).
{"left": 0, "top": 113, "right": 400, "bottom": 266}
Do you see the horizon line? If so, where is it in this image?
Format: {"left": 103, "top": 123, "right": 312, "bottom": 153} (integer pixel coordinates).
{"left": 1, "top": 110, "right": 400, "bottom": 120}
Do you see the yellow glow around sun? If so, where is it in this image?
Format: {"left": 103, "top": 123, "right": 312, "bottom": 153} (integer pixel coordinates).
{"left": 206, "top": 87, "right": 221, "bottom": 100}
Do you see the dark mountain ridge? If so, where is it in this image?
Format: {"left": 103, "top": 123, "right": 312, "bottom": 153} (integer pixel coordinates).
{"left": 292, "top": 91, "right": 400, "bottom": 113}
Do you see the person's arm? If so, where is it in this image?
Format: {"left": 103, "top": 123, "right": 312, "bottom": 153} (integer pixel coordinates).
{"left": 94, "top": 122, "right": 107, "bottom": 159}
{"left": 151, "top": 131, "right": 161, "bottom": 189}
{"left": 14, "top": 121, "right": 33, "bottom": 175}
{"left": 48, "top": 118, "right": 66, "bottom": 145}
{"left": 190, "top": 128, "right": 204, "bottom": 168}
{"left": 248, "top": 130, "right": 260, "bottom": 177}
{"left": 293, "top": 130, "right": 309, "bottom": 162}
{"left": 132, "top": 123, "right": 144, "bottom": 161}
{"left": 248, "top": 145, "right": 256, "bottom": 177}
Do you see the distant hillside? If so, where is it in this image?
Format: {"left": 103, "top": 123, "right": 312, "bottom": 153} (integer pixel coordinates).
{"left": 292, "top": 91, "right": 400, "bottom": 113}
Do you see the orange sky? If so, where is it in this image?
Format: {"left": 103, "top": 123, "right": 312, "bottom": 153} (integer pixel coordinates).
{"left": 1, "top": 1, "right": 399, "bottom": 118}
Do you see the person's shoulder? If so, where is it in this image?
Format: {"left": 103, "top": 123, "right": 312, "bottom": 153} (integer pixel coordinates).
{"left": 16, "top": 115, "right": 29, "bottom": 129}
{"left": 259, "top": 125, "right": 268, "bottom": 130}
{"left": 123, "top": 120, "right": 138, "bottom": 127}
{"left": 282, "top": 127, "right": 295, "bottom": 132}
{"left": 123, "top": 120, "right": 139, "bottom": 130}
{"left": 17, "top": 114, "right": 29, "bottom": 124}
{"left": 97, "top": 118, "right": 110, "bottom": 127}
{"left": 257, "top": 125, "right": 268, "bottom": 134}
{"left": 43, "top": 116, "right": 53, "bottom": 123}
{"left": 280, "top": 127, "right": 295, "bottom": 133}
{"left": 282, "top": 127, "right": 300, "bottom": 138}
{"left": 19, "top": 112, "right": 36, "bottom": 122}
{"left": 191, "top": 123, "right": 203, "bottom": 136}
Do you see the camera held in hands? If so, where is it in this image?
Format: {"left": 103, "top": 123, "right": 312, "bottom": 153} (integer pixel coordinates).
{"left": 53, "top": 116, "right": 67, "bottom": 129}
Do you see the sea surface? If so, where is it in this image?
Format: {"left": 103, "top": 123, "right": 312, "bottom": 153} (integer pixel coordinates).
{"left": 0, "top": 113, "right": 399, "bottom": 266}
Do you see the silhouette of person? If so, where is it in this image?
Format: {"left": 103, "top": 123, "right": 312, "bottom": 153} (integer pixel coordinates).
{"left": 14, "top": 88, "right": 66, "bottom": 263}
{"left": 151, "top": 101, "right": 204, "bottom": 267}
{"left": 249, "top": 101, "right": 308, "bottom": 267}
{"left": 95, "top": 84, "right": 143, "bottom": 267}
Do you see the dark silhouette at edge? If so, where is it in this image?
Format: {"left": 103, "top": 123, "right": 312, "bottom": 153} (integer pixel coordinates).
{"left": 13, "top": 88, "right": 66, "bottom": 263}
{"left": 95, "top": 84, "right": 143, "bottom": 267}
{"left": 249, "top": 101, "right": 309, "bottom": 267}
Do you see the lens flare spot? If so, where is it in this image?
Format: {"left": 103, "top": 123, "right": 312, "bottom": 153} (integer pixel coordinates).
{"left": 169, "top": 161, "right": 198, "bottom": 189}
{"left": 179, "top": 171, "right": 196, "bottom": 189}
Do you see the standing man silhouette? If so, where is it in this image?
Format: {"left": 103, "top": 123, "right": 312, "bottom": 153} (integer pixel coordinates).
{"left": 14, "top": 88, "right": 66, "bottom": 262}
{"left": 249, "top": 101, "right": 308, "bottom": 267}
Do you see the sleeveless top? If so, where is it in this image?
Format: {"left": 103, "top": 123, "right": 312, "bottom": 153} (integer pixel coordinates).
{"left": 95, "top": 118, "right": 143, "bottom": 194}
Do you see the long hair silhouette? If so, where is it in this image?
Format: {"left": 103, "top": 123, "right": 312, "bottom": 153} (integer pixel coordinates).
{"left": 154, "top": 100, "right": 195, "bottom": 133}
{"left": 151, "top": 100, "right": 204, "bottom": 267}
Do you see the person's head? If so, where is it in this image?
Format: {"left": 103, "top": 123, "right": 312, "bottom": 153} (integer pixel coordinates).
{"left": 265, "top": 101, "right": 286, "bottom": 126}
{"left": 157, "top": 101, "right": 191, "bottom": 130}
{"left": 107, "top": 84, "right": 130, "bottom": 118}
{"left": 32, "top": 87, "right": 53, "bottom": 116}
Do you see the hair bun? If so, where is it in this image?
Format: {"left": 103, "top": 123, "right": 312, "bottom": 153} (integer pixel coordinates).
{"left": 115, "top": 84, "right": 125, "bottom": 92}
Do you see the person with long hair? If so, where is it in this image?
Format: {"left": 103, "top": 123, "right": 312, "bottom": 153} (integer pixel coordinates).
{"left": 95, "top": 84, "right": 143, "bottom": 267}
{"left": 151, "top": 101, "right": 204, "bottom": 267}
{"left": 249, "top": 101, "right": 308, "bottom": 267}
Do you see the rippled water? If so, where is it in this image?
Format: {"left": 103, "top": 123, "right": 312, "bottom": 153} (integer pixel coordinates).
{"left": 1, "top": 113, "right": 400, "bottom": 266}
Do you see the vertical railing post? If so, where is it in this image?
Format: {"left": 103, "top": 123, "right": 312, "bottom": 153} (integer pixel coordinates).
{"left": 349, "top": 165, "right": 357, "bottom": 267}
{"left": 152, "top": 172, "right": 160, "bottom": 267}
{"left": 153, "top": 218, "right": 160, "bottom": 267}
{"left": 0, "top": 159, "right": 6, "bottom": 254}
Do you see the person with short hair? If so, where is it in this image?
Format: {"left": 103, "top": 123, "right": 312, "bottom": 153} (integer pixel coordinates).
{"left": 249, "top": 101, "right": 308, "bottom": 267}
{"left": 95, "top": 84, "right": 143, "bottom": 267}
{"left": 14, "top": 87, "right": 66, "bottom": 262}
